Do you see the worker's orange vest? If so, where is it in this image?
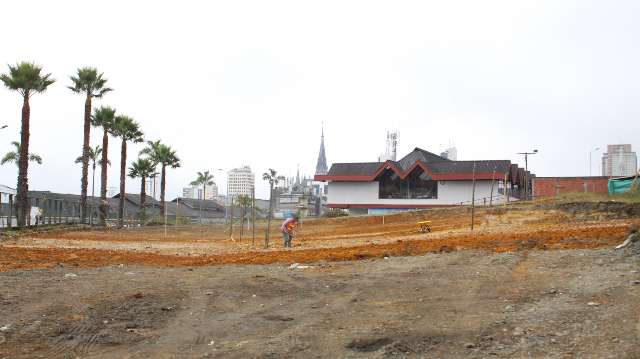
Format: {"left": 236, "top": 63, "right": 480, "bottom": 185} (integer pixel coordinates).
{"left": 286, "top": 221, "right": 296, "bottom": 233}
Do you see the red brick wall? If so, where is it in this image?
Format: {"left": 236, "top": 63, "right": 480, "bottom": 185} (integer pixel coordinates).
{"left": 533, "top": 177, "right": 610, "bottom": 199}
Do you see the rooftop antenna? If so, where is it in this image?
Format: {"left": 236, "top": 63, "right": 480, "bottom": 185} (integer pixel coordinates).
{"left": 385, "top": 131, "right": 400, "bottom": 161}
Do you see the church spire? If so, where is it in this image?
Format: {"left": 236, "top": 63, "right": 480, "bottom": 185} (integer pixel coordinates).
{"left": 315, "top": 122, "right": 328, "bottom": 175}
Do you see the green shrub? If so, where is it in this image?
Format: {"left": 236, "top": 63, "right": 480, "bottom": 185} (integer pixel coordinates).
{"left": 138, "top": 209, "right": 149, "bottom": 225}
{"left": 321, "top": 208, "right": 350, "bottom": 218}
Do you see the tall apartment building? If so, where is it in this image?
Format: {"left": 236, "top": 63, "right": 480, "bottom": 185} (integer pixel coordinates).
{"left": 182, "top": 186, "right": 202, "bottom": 199}
{"left": 204, "top": 184, "right": 218, "bottom": 200}
{"left": 228, "top": 166, "right": 255, "bottom": 197}
{"left": 145, "top": 179, "right": 154, "bottom": 198}
{"left": 602, "top": 144, "right": 637, "bottom": 177}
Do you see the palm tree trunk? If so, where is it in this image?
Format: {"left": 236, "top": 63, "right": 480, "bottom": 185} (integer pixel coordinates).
{"left": 16, "top": 96, "right": 31, "bottom": 227}
{"left": 99, "top": 131, "right": 109, "bottom": 226}
{"left": 118, "top": 139, "right": 127, "bottom": 228}
{"left": 266, "top": 183, "right": 274, "bottom": 248}
{"left": 160, "top": 165, "right": 167, "bottom": 215}
{"left": 80, "top": 95, "right": 92, "bottom": 224}
{"left": 140, "top": 176, "right": 146, "bottom": 210}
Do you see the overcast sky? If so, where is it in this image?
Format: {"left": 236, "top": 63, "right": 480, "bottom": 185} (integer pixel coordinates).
{"left": 1, "top": 1, "right": 639, "bottom": 200}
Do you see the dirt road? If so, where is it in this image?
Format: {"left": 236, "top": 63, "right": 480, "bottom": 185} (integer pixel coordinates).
{"left": 1, "top": 201, "right": 639, "bottom": 358}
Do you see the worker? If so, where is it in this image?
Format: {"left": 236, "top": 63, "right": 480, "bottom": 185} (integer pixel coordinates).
{"left": 281, "top": 215, "right": 299, "bottom": 248}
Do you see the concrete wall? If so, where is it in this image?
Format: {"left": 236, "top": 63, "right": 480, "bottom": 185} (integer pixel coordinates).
{"left": 328, "top": 180, "right": 511, "bottom": 208}
{"left": 533, "top": 177, "right": 610, "bottom": 198}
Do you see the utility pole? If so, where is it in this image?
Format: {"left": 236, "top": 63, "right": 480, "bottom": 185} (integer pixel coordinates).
{"left": 517, "top": 150, "right": 538, "bottom": 199}
{"left": 471, "top": 163, "right": 476, "bottom": 230}
{"left": 590, "top": 148, "right": 599, "bottom": 176}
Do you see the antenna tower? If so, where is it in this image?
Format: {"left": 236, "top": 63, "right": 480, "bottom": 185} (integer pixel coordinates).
{"left": 386, "top": 131, "right": 400, "bottom": 160}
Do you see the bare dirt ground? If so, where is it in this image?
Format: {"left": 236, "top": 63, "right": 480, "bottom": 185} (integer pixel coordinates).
{"left": 1, "top": 200, "right": 639, "bottom": 358}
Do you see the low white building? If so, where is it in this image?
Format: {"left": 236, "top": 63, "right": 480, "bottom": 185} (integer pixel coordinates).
{"left": 314, "top": 147, "right": 525, "bottom": 215}
{"left": 1, "top": 184, "right": 16, "bottom": 203}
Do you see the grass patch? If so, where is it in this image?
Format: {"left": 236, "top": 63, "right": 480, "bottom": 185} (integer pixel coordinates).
{"left": 551, "top": 189, "right": 640, "bottom": 203}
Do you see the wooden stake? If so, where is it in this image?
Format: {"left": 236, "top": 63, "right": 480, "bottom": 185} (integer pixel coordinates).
{"left": 8, "top": 194, "right": 13, "bottom": 229}
{"left": 490, "top": 167, "right": 496, "bottom": 207}
{"left": 630, "top": 166, "right": 640, "bottom": 191}
{"left": 471, "top": 163, "right": 476, "bottom": 230}
{"left": 229, "top": 195, "right": 234, "bottom": 240}
{"left": 504, "top": 173, "right": 508, "bottom": 206}
{"left": 252, "top": 187, "right": 255, "bottom": 247}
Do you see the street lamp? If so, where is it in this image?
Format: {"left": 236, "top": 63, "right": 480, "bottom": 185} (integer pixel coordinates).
{"left": 590, "top": 148, "right": 599, "bottom": 176}
{"left": 218, "top": 169, "right": 229, "bottom": 218}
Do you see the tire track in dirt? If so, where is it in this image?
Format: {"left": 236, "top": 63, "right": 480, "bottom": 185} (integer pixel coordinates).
{"left": 46, "top": 273, "right": 103, "bottom": 358}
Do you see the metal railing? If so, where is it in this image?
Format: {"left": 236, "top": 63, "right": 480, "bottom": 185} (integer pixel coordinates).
{"left": 0, "top": 191, "right": 117, "bottom": 229}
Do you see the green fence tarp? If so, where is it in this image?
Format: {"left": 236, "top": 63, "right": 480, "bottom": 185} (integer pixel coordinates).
{"left": 608, "top": 179, "right": 635, "bottom": 194}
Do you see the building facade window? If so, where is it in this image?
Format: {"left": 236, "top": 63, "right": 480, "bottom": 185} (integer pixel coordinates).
{"left": 377, "top": 168, "right": 437, "bottom": 199}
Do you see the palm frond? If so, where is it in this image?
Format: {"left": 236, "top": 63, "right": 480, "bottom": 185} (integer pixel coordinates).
{"left": 1, "top": 61, "right": 56, "bottom": 98}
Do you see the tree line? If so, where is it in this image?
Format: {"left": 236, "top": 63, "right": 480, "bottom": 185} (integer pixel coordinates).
{"left": 1, "top": 62, "right": 180, "bottom": 227}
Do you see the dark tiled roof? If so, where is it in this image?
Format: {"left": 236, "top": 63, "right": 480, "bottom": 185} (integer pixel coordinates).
{"left": 173, "top": 197, "right": 224, "bottom": 211}
{"left": 113, "top": 193, "right": 161, "bottom": 206}
{"left": 398, "top": 147, "right": 450, "bottom": 170}
{"left": 319, "top": 147, "right": 523, "bottom": 181}
{"left": 28, "top": 191, "right": 227, "bottom": 219}
{"left": 327, "top": 162, "right": 383, "bottom": 176}
{"left": 428, "top": 160, "right": 512, "bottom": 174}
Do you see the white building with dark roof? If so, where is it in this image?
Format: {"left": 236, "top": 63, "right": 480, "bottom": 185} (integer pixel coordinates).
{"left": 314, "top": 147, "right": 527, "bottom": 215}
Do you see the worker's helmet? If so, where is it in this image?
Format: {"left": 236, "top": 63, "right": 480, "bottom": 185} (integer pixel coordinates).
{"left": 293, "top": 215, "right": 300, "bottom": 220}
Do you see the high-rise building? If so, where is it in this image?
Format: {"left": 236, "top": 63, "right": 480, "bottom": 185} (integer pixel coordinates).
{"left": 183, "top": 184, "right": 217, "bottom": 199}
{"left": 204, "top": 184, "right": 218, "bottom": 200}
{"left": 315, "top": 124, "right": 328, "bottom": 175}
{"left": 440, "top": 147, "right": 457, "bottom": 161}
{"left": 228, "top": 166, "right": 255, "bottom": 197}
{"left": 182, "top": 186, "right": 201, "bottom": 199}
{"left": 602, "top": 144, "right": 637, "bottom": 177}
{"left": 145, "top": 179, "right": 154, "bottom": 199}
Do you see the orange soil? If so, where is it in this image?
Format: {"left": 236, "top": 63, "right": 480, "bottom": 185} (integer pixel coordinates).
{"left": 1, "top": 206, "right": 636, "bottom": 271}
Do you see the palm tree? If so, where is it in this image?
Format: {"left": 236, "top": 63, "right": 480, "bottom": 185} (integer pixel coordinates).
{"left": 235, "top": 194, "right": 253, "bottom": 240}
{"left": 68, "top": 67, "right": 112, "bottom": 224}
{"left": 111, "top": 115, "right": 144, "bottom": 228}
{"left": 140, "top": 141, "right": 181, "bottom": 215}
{"left": 90, "top": 106, "right": 116, "bottom": 226}
{"left": 262, "top": 168, "right": 285, "bottom": 248}
{"left": 74, "top": 145, "right": 110, "bottom": 210}
{"left": 128, "top": 158, "right": 156, "bottom": 220}
{"left": 2, "top": 141, "right": 43, "bottom": 166}
{"left": 189, "top": 171, "right": 215, "bottom": 227}
{"left": 1, "top": 62, "right": 55, "bottom": 226}
{"left": 144, "top": 139, "right": 161, "bottom": 212}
